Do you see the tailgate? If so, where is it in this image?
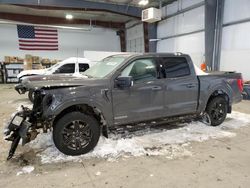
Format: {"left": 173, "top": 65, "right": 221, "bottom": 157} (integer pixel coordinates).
{"left": 214, "top": 72, "right": 243, "bottom": 104}
{"left": 226, "top": 73, "right": 243, "bottom": 103}
{"left": 199, "top": 72, "right": 243, "bottom": 104}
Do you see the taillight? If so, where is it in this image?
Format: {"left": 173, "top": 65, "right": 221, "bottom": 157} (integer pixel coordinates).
{"left": 237, "top": 79, "right": 243, "bottom": 92}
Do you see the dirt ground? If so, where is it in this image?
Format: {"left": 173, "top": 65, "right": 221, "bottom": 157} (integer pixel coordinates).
{"left": 0, "top": 84, "right": 250, "bottom": 188}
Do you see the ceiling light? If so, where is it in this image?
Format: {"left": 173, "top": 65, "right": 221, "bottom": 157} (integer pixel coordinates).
{"left": 65, "top": 14, "right": 73, "bottom": 20}
{"left": 138, "top": 0, "right": 149, "bottom": 6}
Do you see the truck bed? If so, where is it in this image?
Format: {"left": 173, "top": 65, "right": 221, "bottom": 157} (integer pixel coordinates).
{"left": 197, "top": 71, "right": 243, "bottom": 112}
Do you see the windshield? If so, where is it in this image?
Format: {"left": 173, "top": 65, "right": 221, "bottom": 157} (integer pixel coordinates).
{"left": 82, "top": 55, "right": 128, "bottom": 78}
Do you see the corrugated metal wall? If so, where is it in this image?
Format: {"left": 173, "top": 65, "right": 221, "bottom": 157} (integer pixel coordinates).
{"left": 156, "top": 0, "right": 205, "bottom": 67}
{"left": 220, "top": 0, "right": 250, "bottom": 80}
{"left": 125, "top": 21, "right": 145, "bottom": 53}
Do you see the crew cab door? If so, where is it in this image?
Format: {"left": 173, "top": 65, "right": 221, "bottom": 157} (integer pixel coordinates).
{"left": 160, "top": 56, "right": 199, "bottom": 116}
{"left": 111, "top": 57, "right": 165, "bottom": 125}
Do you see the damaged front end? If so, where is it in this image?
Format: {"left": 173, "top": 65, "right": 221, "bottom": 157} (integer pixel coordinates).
{"left": 4, "top": 89, "right": 54, "bottom": 160}
{"left": 15, "top": 83, "right": 27, "bottom": 94}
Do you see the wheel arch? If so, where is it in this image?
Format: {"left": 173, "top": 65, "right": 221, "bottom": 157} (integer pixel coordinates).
{"left": 205, "top": 90, "right": 231, "bottom": 113}
{"left": 52, "top": 103, "right": 109, "bottom": 138}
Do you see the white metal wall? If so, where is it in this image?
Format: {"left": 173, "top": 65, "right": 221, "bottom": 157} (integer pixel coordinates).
{"left": 220, "top": 0, "right": 250, "bottom": 80}
{"left": 157, "top": 0, "right": 205, "bottom": 67}
{"left": 126, "top": 21, "right": 145, "bottom": 53}
{"left": 0, "top": 24, "right": 121, "bottom": 61}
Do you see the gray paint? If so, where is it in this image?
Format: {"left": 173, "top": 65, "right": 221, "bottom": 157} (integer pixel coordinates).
{"left": 19, "top": 53, "right": 242, "bottom": 127}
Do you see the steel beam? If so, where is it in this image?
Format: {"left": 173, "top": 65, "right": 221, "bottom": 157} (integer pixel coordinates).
{"left": 223, "top": 17, "right": 250, "bottom": 27}
{"left": 205, "top": 0, "right": 216, "bottom": 70}
{"left": 213, "top": 0, "right": 224, "bottom": 71}
{"left": 205, "top": 0, "right": 224, "bottom": 71}
{"left": 0, "top": 0, "right": 142, "bottom": 18}
{"left": 143, "top": 22, "right": 149, "bottom": 52}
{"left": 148, "top": 23, "right": 157, "bottom": 52}
{"left": 117, "top": 30, "right": 126, "bottom": 52}
{"left": 159, "top": 29, "right": 204, "bottom": 40}
{"left": 0, "top": 12, "right": 125, "bottom": 29}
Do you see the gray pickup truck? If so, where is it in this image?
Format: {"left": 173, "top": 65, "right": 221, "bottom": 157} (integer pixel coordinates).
{"left": 4, "top": 53, "right": 243, "bottom": 159}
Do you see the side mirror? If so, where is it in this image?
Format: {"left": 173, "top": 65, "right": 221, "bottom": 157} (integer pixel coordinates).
{"left": 115, "top": 76, "right": 133, "bottom": 88}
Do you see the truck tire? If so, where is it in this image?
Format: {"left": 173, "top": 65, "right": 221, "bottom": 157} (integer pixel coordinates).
{"left": 28, "top": 90, "right": 34, "bottom": 103}
{"left": 53, "top": 112, "right": 100, "bottom": 156}
{"left": 205, "top": 96, "right": 228, "bottom": 126}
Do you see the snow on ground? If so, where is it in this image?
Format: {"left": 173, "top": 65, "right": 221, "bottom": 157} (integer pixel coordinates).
{"left": 26, "top": 111, "right": 250, "bottom": 164}
{"left": 16, "top": 166, "right": 35, "bottom": 176}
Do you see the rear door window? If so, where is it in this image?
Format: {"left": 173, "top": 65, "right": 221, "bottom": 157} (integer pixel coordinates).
{"left": 160, "top": 57, "right": 190, "bottom": 78}
{"left": 79, "top": 63, "right": 90, "bottom": 72}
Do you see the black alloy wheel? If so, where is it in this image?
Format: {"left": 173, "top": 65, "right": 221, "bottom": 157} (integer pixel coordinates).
{"left": 53, "top": 112, "right": 100, "bottom": 155}
{"left": 205, "top": 96, "right": 228, "bottom": 126}
{"left": 62, "top": 120, "right": 92, "bottom": 151}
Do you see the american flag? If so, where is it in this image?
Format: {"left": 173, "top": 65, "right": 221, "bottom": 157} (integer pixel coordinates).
{"left": 17, "top": 25, "right": 58, "bottom": 51}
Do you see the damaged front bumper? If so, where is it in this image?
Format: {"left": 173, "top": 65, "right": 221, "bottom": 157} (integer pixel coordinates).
{"left": 4, "top": 106, "right": 40, "bottom": 160}
{"left": 5, "top": 89, "right": 59, "bottom": 160}
{"left": 15, "top": 84, "right": 28, "bottom": 94}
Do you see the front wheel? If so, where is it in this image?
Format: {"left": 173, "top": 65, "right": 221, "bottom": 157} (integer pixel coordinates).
{"left": 28, "top": 90, "right": 34, "bottom": 103}
{"left": 53, "top": 112, "right": 100, "bottom": 156}
{"left": 205, "top": 96, "right": 228, "bottom": 126}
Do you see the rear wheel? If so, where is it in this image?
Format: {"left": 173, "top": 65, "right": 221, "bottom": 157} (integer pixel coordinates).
{"left": 205, "top": 96, "right": 228, "bottom": 126}
{"left": 28, "top": 90, "right": 34, "bottom": 103}
{"left": 53, "top": 112, "right": 100, "bottom": 156}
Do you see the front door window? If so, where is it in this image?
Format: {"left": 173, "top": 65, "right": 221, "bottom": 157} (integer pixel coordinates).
{"left": 121, "top": 59, "right": 157, "bottom": 83}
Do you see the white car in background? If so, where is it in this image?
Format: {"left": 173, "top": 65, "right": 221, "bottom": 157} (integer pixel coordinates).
{"left": 16, "top": 57, "right": 95, "bottom": 102}
{"left": 17, "top": 57, "right": 93, "bottom": 80}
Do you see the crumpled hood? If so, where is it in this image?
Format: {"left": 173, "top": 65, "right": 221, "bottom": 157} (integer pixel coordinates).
{"left": 22, "top": 75, "right": 107, "bottom": 90}
{"left": 23, "top": 74, "right": 84, "bottom": 82}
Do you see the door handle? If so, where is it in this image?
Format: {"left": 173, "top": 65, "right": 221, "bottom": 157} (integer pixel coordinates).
{"left": 151, "top": 86, "right": 162, "bottom": 91}
{"left": 186, "top": 84, "right": 196, "bottom": 88}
